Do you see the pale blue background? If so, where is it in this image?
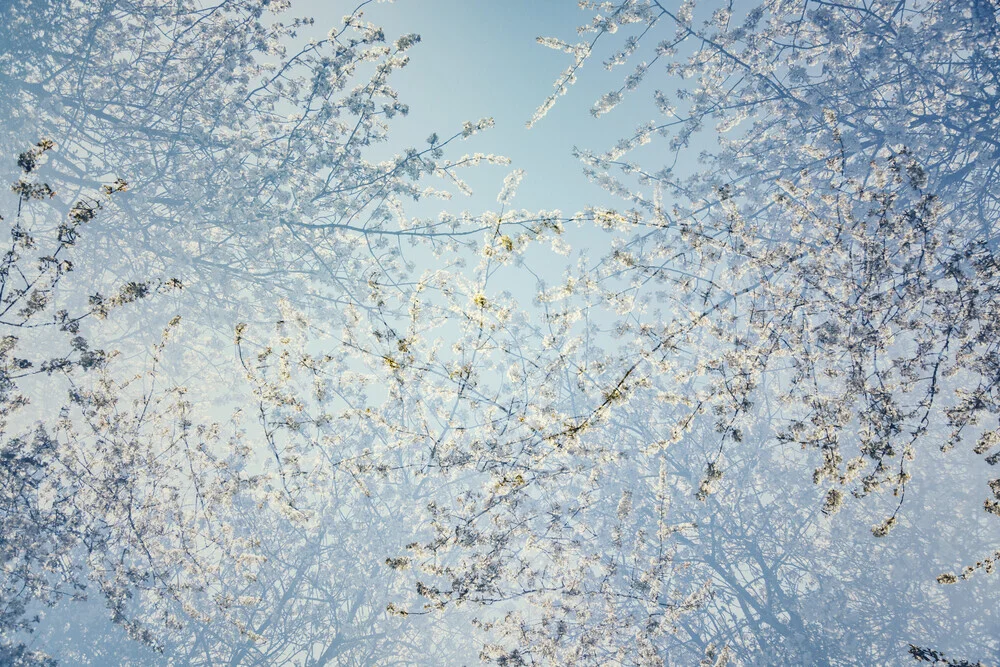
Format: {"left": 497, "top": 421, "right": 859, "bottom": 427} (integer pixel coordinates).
{"left": 301, "top": 0, "right": 651, "bottom": 216}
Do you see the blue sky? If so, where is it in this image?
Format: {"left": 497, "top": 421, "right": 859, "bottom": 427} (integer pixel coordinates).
{"left": 300, "top": 0, "right": 649, "bottom": 216}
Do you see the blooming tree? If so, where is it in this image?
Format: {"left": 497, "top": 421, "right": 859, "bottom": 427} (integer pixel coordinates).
{"left": 533, "top": 0, "right": 1000, "bottom": 571}
{"left": 0, "top": 1, "right": 631, "bottom": 663}
{"left": 0, "top": 140, "right": 189, "bottom": 664}
{"left": 518, "top": 0, "right": 1000, "bottom": 662}
{"left": 3, "top": 0, "right": 1000, "bottom": 665}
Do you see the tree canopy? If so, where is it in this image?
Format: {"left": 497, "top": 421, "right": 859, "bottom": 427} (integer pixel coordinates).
{"left": 1, "top": 0, "right": 999, "bottom": 665}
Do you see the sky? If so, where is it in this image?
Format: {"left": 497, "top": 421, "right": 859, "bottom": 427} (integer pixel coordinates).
{"left": 299, "top": 0, "right": 651, "bottom": 217}
{"left": 292, "top": 0, "right": 674, "bottom": 307}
